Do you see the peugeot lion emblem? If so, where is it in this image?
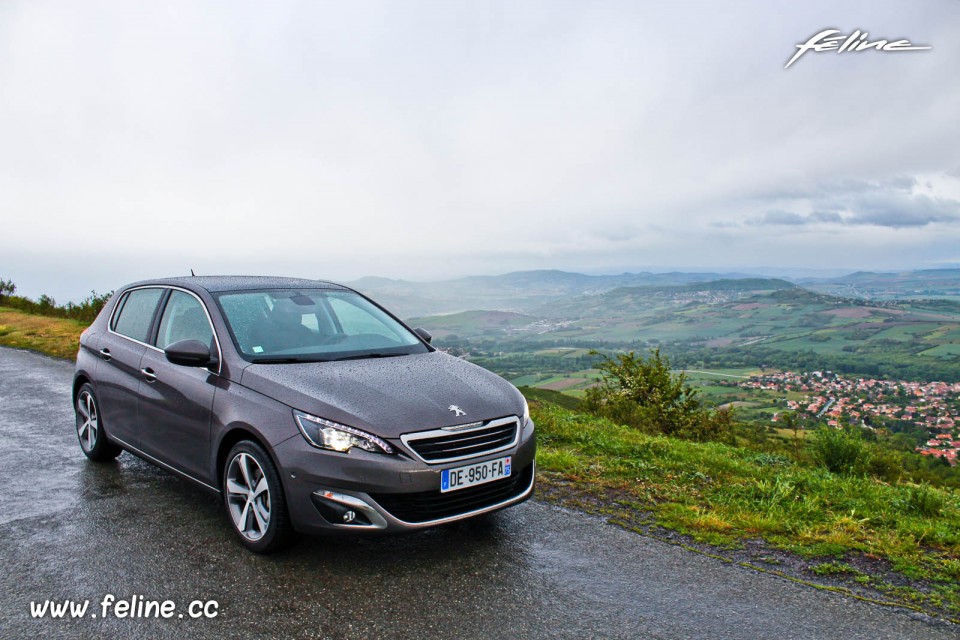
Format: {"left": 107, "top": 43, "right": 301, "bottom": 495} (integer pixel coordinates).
{"left": 448, "top": 405, "right": 466, "bottom": 417}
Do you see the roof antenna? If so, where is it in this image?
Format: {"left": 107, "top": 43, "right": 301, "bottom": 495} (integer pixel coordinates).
{"left": 190, "top": 268, "right": 196, "bottom": 276}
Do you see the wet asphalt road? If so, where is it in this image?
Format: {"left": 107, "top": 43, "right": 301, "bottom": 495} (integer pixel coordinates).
{"left": 0, "top": 346, "right": 956, "bottom": 640}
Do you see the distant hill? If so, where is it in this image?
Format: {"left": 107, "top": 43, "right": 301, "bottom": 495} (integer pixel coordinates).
{"left": 388, "top": 269, "right": 960, "bottom": 382}
{"left": 346, "top": 269, "right": 764, "bottom": 317}
{"left": 801, "top": 268, "right": 960, "bottom": 300}
{"left": 535, "top": 278, "right": 796, "bottom": 319}
{"left": 407, "top": 278, "right": 802, "bottom": 339}
{"left": 406, "top": 310, "right": 535, "bottom": 339}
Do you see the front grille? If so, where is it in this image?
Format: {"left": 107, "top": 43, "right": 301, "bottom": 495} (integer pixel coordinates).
{"left": 401, "top": 417, "right": 519, "bottom": 463}
{"left": 370, "top": 462, "right": 534, "bottom": 523}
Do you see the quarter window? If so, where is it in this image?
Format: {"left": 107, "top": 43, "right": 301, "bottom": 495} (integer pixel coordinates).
{"left": 112, "top": 288, "right": 164, "bottom": 343}
{"left": 157, "top": 291, "right": 215, "bottom": 350}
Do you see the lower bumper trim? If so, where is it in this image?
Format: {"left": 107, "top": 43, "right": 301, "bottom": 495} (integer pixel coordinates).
{"left": 369, "top": 461, "right": 535, "bottom": 525}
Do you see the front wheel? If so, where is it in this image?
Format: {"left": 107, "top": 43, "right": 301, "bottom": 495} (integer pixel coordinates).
{"left": 75, "top": 383, "right": 122, "bottom": 462}
{"left": 223, "top": 440, "right": 296, "bottom": 553}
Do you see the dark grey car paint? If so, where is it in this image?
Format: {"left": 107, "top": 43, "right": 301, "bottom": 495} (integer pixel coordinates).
{"left": 74, "top": 276, "right": 535, "bottom": 535}
{"left": 239, "top": 352, "right": 523, "bottom": 440}
{"left": 137, "top": 347, "right": 216, "bottom": 481}
{"left": 92, "top": 336, "right": 146, "bottom": 448}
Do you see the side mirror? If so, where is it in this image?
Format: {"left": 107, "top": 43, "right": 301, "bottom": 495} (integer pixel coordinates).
{"left": 414, "top": 327, "right": 432, "bottom": 344}
{"left": 165, "top": 339, "right": 217, "bottom": 368}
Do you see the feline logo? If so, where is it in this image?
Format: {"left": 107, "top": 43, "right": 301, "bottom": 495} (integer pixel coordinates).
{"left": 785, "top": 29, "right": 931, "bottom": 69}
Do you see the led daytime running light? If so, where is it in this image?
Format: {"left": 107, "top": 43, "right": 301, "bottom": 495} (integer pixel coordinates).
{"left": 295, "top": 412, "right": 394, "bottom": 454}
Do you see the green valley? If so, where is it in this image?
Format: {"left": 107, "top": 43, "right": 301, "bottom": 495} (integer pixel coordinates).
{"left": 404, "top": 277, "right": 960, "bottom": 385}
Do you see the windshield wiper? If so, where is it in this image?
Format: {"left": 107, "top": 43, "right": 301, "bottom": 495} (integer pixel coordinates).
{"left": 328, "top": 352, "right": 407, "bottom": 362}
{"left": 251, "top": 352, "right": 410, "bottom": 364}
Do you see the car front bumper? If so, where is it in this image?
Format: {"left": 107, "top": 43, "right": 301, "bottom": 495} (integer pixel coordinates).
{"left": 273, "top": 419, "right": 536, "bottom": 535}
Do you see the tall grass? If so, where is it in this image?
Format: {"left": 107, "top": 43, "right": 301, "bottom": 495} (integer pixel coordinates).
{"left": 0, "top": 308, "right": 89, "bottom": 358}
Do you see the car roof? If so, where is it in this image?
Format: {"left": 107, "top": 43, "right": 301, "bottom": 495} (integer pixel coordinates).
{"left": 122, "top": 275, "right": 352, "bottom": 294}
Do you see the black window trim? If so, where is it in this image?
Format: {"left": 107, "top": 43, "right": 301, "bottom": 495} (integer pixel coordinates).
{"left": 107, "top": 285, "right": 223, "bottom": 375}
{"left": 110, "top": 290, "right": 130, "bottom": 331}
{"left": 108, "top": 286, "right": 165, "bottom": 346}
{"left": 148, "top": 288, "right": 173, "bottom": 347}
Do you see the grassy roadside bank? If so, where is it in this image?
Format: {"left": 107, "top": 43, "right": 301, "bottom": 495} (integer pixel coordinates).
{"left": 0, "top": 307, "right": 86, "bottom": 359}
{"left": 529, "top": 398, "right": 960, "bottom": 621}
{"left": 2, "top": 308, "right": 957, "bottom": 621}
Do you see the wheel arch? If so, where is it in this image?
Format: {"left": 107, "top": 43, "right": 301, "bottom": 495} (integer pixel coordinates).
{"left": 72, "top": 373, "right": 92, "bottom": 404}
{"left": 215, "top": 425, "right": 282, "bottom": 491}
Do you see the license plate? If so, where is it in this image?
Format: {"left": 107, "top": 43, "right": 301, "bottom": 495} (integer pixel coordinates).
{"left": 440, "top": 456, "right": 511, "bottom": 493}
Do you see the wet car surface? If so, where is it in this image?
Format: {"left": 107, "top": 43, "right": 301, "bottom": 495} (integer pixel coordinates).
{"left": 1, "top": 347, "right": 955, "bottom": 639}
{"left": 73, "top": 277, "right": 534, "bottom": 551}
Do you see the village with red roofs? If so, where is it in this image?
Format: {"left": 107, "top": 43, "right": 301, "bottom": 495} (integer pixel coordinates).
{"left": 738, "top": 371, "right": 960, "bottom": 465}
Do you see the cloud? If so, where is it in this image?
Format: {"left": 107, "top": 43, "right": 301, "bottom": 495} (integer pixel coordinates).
{"left": 750, "top": 210, "right": 809, "bottom": 226}
{"left": 810, "top": 210, "right": 844, "bottom": 224}
{"left": 846, "top": 192, "right": 960, "bottom": 227}
{"left": 746, "top": 209, "right": 844, "bottom": 227}
{"left": 743, "top": 175, "right": 960, "bottom": 229}
{"left": 1, "top": 0, "right": 959, "bottom": 300}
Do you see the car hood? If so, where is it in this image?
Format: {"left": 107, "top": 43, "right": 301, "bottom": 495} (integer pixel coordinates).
{"left": 239, "top": 351, "right": 524, "bottom": 439}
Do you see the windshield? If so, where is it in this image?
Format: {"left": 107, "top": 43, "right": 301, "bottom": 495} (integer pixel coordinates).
{"left": 215, "top": 289, "right": 429, "bottom": 362}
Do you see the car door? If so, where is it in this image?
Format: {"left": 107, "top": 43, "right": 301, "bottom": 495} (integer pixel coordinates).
{"left": 137, "top": 288, "right": 219, "bottom": 484}
{"left": 95, "top": 287, "right": 166, "bottom": 449}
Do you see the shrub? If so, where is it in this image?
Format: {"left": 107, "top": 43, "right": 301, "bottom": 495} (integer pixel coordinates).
{"left": 902, "top": 484, "right": 945, "bottom": 517}
{"left": 0, "top": 278, "right": 15, "bottom": 304}
{"left": 866, "top": 448, "right": 904, "bottom": 483}
{"left": 583, "top": 348, "right": 732, "bottom": 441}
{"left": 62, "top": 290, "right": 113, "bottom": 323}
{"left": 810, "top": 425, "right": 870, "bottom": 475}
{"left": 1, "top": 287, "right": 112, "bottom": 324}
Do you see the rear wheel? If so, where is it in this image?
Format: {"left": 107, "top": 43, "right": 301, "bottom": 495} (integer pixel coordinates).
{"left": 75, "top": 383, "right": 122, "bottom": 462}
{"left": 223, "top": 440, "right": 296, "bottom": 553}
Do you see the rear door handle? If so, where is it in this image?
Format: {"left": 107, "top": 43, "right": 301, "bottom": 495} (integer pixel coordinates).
{"left": 141, "top": 367, "right": 157, "bottom": 383}
{"left": 99, "top": 348, "right": 111, "bottom": 361}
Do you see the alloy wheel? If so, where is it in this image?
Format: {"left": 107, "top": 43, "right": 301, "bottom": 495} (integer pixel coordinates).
{"left": 225, "top": 452, "right": 272, "bottom": 541}
{"left": 76, "top": 390, "right": 98, "bottom": 452}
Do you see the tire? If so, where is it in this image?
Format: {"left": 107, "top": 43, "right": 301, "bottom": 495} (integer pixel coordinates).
{"left": 222, "top": 440, "right": 296, "bottom": 553}
{"left": 75, "top": 383, "right": 122, "bottom": 462}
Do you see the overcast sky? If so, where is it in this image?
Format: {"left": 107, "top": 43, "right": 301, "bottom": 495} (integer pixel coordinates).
{"left": 2, "top": 0, "right": 959, "bottom": 301}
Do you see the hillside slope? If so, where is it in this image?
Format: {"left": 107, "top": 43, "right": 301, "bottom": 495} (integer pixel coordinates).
{"left": 529, "top": 396, "right": 960, "bottom": 621}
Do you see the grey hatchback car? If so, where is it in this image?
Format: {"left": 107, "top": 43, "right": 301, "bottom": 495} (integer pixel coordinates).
{"left": 74, "top": 276, "right": 535, "bottom": 552}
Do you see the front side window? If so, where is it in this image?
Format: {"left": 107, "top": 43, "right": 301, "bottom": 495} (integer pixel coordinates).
{"left": 216, "top": 289, "right": 428, "bottom": 362}
{"left": 112, "top": 288, "right": 164, "bottom": 343}
{"left": 157, "top": 290, "right": 215, "bottom": 350}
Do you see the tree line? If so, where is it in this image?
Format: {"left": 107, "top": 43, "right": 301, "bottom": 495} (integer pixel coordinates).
{"left": 0, "top": 278, "right": 112, "bottom": 324}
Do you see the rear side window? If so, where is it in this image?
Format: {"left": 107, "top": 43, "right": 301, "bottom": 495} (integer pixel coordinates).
{"left": 112, "top": 288, "right": 164, "bottom": 343}
{"left": 156, "top": 290, "right": 214, "bottom": 350}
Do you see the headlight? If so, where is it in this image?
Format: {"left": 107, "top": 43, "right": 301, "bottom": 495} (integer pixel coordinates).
{"left": 521, "top": 395, "right": 530, "bottom": 426}
{"left": 294, "top": 411, "right": 394, "bottom": 454}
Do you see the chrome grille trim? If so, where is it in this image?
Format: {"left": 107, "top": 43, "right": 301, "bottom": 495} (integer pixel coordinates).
{"left": 400, "top": 416, "right": 520, "bottom": 464}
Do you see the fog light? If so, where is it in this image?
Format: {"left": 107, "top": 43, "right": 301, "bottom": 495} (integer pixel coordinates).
{"left": 310, "top": 490, "right": 384, "bottom": 527}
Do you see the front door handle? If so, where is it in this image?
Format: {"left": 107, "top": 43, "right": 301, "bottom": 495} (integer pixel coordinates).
{"left": 141, "top": 367, "right": 157, "bottom": 383}
{"left": 99, "top": 348, "right": 111, "bottom": 361}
